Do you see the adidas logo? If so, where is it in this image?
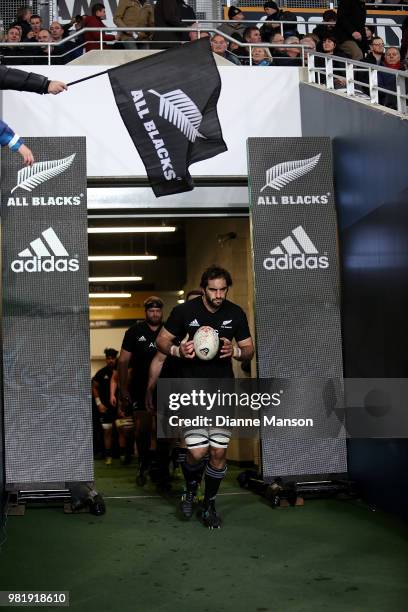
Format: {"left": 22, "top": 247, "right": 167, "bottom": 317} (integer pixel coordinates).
{"left": 261, "top": 154, "right": 321, "bottom": 192}
{"left": 189, "top": 319, "right": 200, "bottom": 327}
{"left": 11, "top": 227, "right": 79, "bottom": 273}
{"left": 263, "top": 226, "right": 329, "bottom": 271}
{"left": 138, "top": 336, "right": 146, "bottom": 342}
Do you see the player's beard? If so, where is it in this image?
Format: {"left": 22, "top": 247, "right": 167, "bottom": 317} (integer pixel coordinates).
{"left": 204, "top": 293, "right": 224, "bottom": 311}
{"left": 146, "top": 313, "right": 162, "bottom": 326}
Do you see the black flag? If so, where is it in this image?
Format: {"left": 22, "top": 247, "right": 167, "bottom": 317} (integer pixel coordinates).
{"left": 108, "top": 38, "right": 227, "bottom": 198}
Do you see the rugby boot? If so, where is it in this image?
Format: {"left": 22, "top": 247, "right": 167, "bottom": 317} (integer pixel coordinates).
{"left": 201, "top": 500, "right": 222, "bottom": 529}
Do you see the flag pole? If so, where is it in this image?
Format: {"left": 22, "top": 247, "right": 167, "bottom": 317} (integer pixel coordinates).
{"left": 66, "top": 69, "right": 108, "bottom": 87}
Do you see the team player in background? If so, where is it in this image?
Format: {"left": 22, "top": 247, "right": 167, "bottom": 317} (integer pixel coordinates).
{"left": 156, "top": 266, "right": 254, "bottom": 528}
{"left": 92, "top": 348, "right": 119, "bottom": 465}
{"left": 117, "top": 296, "right": 165, "bottom": 484}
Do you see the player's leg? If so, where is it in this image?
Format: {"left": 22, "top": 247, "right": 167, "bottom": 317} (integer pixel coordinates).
{"left": 101, "top": 422, "right": 113, "bottom": 465}
{"left": 201, "top": 429, "right": 231, "bottom": 529}
{"left": 180, "top": 429, "right": 209, "bottom": 519}
{"left": 134, "top": 410, "right": 153, "bottom": 485}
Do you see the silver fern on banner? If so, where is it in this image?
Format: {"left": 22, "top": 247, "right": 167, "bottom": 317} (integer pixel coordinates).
{"left": 11, "top": 153, "right": 76, "bottom": 194}
{"left": 148, "top": 89, "right": 206, "bottom": 143}
{"left": 260, "top": 154, "right": 321, "bottom": 192}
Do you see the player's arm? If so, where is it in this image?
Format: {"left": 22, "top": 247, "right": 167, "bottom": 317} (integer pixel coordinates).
{"left": 110, "top": 370, "right": 118, "bottom": 406}
{"left": 92, "top": 379, "right": 107, "bottom": 412}
{"left": 235, "top": 337, "right": 255, "bottom": 361}
{"left": 220, "top": 309, "right": 254, "bottom": 361}
{"left": 117, "top": 348, "right": 132, "bottom": 404}
{"left": 219, "top": 336, "right": 254, "bottom": 360}
{"left": 145, "top": 352, "right": 167, "bottom": 412}
{"left": 156, "top": 327, "right": 195, "bottom": 359}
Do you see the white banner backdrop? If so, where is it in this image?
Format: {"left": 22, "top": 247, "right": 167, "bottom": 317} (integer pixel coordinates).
{"left": 2, "top": 66, "right": 301, "bottom": 178}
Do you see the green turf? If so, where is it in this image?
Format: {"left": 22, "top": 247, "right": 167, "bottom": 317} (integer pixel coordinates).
{"left": 0, "top": 461, "right": 407, "bottom": 612}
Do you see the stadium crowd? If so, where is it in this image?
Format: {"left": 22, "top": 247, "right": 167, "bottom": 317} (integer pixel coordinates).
{"left": 0, "top": 1, "right": 407, "bottom": 108}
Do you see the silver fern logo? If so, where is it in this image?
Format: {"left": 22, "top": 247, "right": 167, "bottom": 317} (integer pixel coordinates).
{"left": 260, "top": 154, "right": 321, "bottom": 192}
{"left": 11, "top": 154, "right": 76, "bottom": 194}
{"left": 148, "top": 89, "right": 205, "bottom": 143}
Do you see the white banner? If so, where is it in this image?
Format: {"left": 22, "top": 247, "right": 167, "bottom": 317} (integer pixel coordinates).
{"left": 2, "top": 66, "right": 301, "bottom": 178}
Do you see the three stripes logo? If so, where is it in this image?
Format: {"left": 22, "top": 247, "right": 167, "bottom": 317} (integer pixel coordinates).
{"left": 263, "top": 226, "right": 329, "bottom": 271}
{"left": 11, "top": 227, "right": 79, "bottom": 273}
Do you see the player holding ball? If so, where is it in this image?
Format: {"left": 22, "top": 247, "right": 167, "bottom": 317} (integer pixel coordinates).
{"left": 156, "top": 265, "right": 254, "bottom": 528}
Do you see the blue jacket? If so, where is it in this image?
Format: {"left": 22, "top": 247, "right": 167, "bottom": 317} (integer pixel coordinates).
{"left": 0, "top": 119, "right": 22, "bottom": 151}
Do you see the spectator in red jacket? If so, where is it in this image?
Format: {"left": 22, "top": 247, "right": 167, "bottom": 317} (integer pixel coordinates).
{"left": 83, "top": 3, "right": 119, "bottom": 52}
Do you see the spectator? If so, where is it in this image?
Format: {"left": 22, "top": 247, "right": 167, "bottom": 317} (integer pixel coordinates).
{"left": 379, "top": 47, "right": 406, "bottom": 109}
{"left": 335, "top": 0, "right": 367, "bottom": 61}
{"left": 83, "top": 3, "right": 119, "bottom": 52}
{"left": 113, "top": 0, "right": 155, "bottom": 48}
{"left": 365, "top": 25, "right": 376, "bottom": 46}
{"left": 301, "top": 36, "right": 317, "bottom": 52}
{"left": 210, "top": 33, "right": 241, "bottom": 64}
{"left": 237, "top": 26, "right": 262, "bottom": 64}
{"left": 152, "top": 0, "right": 183, "bottom": 48}
{"left": 274, "top": 35, "right": 302, "bottom": 66}
{"left": 26, "top": 14, "right": 42, "bottom": 41}
{"left": 259, "top": 2, "right": 281, "bottom": 43}
{"left": 251, "top": 46, "right": 273, "bottom": 66}
{"left": 269, "top": 31, "right": 287, "bottom": 57}
{"left": 313, "top": 10, "right": 337, "bottom": 43}
{"left": 0, "top": 27, "right": 27, "bottom": 65}
{"left": 365, "top": 36, "right": 385, "bottom": 65}
{"left": 31, "top": 29, "right": 53, "bottom": 65}
{"left": 50, "top": 21, "right": 76, "bottom": 64}
{"left": 218, "top": 6, "right": 246, "bottom": 41}
{"left": 315, "top": 35, "right": 348, "bottom": 87}
{"left": 356, "top": 36, "right": 384, "bottom": 94}
{"left": 12, "top": 5, "right": 32, "bottom": 41}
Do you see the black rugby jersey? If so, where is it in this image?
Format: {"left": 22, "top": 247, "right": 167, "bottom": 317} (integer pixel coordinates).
{"left": 122, "top": 320, "right": 162, "bottom": 397}
{"left": 164, "top": 297, "right": 251, "bottom": 378}
{"left": 92, "top": 365, "right": 115, "bottom": 407}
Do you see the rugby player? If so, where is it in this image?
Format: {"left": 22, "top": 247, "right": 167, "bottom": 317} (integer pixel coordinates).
{"left": 156, "top": 266, "right": 254, "bottom": 528}
{"left": 117, "top": 296, "right": 164, "bottom": 483}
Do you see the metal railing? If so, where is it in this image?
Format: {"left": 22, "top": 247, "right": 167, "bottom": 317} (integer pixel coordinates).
{"left": 0, "top": 26, "right": 313, "bottom": 66}
{"left": 307, "top": 51, "right": 408, "bottom": 113}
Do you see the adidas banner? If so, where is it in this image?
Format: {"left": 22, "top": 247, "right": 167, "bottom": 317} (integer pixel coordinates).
{"left": 247, "top": 137, "right": 347, "bottom": 479}
{"left": 108, "top": 38, "right": 227, "bottom": 198}
{"left": 1, "top": 137, "right": 93, "bottom": 486}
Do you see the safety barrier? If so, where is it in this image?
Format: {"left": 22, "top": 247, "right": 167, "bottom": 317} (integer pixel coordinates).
{"left": 307, "top": 50, "right": 408, "bottom": 113}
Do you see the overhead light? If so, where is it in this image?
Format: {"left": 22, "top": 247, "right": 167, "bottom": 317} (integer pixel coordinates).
{"left": 89, "top": 293, "right": 131, "bottom": 298}
{"left": 88, "top": 255, "right": 157, "bottom": 261}
{"left": 177, "top": 299, "right": 185, "bottom": 304}
{"left": 89, "top": 276, "right": 143, "bottom": 282}
{"left": 88, "top": 226, "right": 176, "bottom": 234}
{"left": 90, "top": 305, "right": 122, "bottom": 310}
{"left": 178, "top": 290, "right": 185, "bottom": 296}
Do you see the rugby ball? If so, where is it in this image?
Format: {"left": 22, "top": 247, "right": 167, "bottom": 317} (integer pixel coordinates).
{"left": 193, "top": 326, "right": 219, "bottom": 361}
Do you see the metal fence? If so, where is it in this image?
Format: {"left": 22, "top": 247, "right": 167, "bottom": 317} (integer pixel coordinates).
{"left": 307, "top": 50, "right": 408, "bottom": 113}
{"left": 232, "top": 1, "right": 408, "bottom": 8}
